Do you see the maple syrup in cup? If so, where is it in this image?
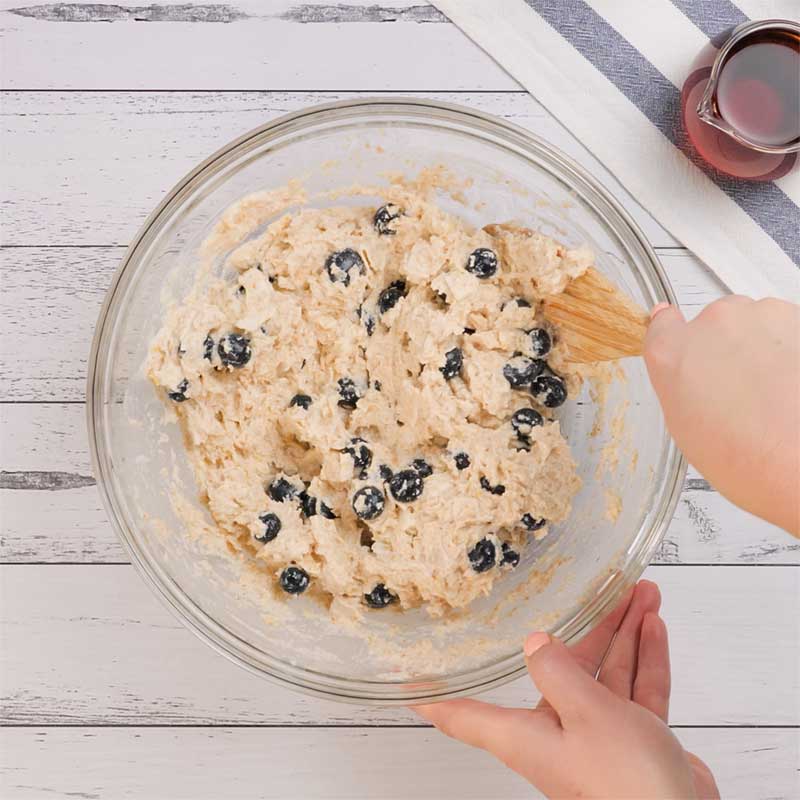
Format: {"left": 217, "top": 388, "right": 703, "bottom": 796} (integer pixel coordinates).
{"left": 681, "top": 19, "right": 799, "bottom": 180}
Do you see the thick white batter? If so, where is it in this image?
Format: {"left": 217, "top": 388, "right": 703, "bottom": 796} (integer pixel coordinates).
{"left": 148, "top": 183, "right": 593, "bottom": 617}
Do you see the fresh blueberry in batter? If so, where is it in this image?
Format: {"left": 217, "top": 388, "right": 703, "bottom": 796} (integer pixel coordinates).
{"left": 256, "top": 512, "right": 281, "bottom": 543}
{"left": 320, "top": 501, "right": 337, "bottom": 520}
{"left": 299, "top": 490, "right": 317, "bottom": 518}
{"left": 412, "top": 458, "right": 433, "bottom": 478}
{"left": 389, "top": 469, "right": 424, "bottom": 502}
{"left": 290, "top": 394, "right": 312, "bottom": 409}
{"left": 511, "top": 407, "right": 544, "bottom": 439}
{"left": 364, "top": 583, "right": 398, "bottom": 608}
{"left": 344, "top": 438, "right": 373, "bottom": 474}
{"left": 373, "top": 203, "right": 402, "bottom": 235}
{"left": 352, "top": 486, "right": 386, "bottom": 520}
{"left": 480, "top": 476, "right": 506, "bottom": 496}
{"left": 468, "top": 538, "right": 497, "bottom": 573}
{"left": 379, "top": 464, "right": 394, "bottom": 481}
{"left": 521, "top": 513, "right": 547, "bottom": 532}
{"left": 203, "top": 334, "right": 215, "bottom": 361}
{"left": 168, "top": 378, "right": 189, "bottom": 403}
{"left": 463, "top": 327, "right": 476, "bottom": 335}
{"left": 378, "top": 280, "right": 407, "bottom": 314}
{"left": 325, "top": 248, "right": 364, "bottom": 286}
{"left": 528, "top": 328, "right": 552, "bottom": 358}
{"left": 280, "top": 565, "right": 310, "bottom": 595}
{"left": 440, "top": 347, "right": 463, "bottom": 380}
{"left": 531, "top": 374, "right": 567, "bottom": 408}
{"left": 501, "top": 542, "right": 520, "bottom": 568}
{"left": 503, "top": 354, "right": 545, "bottom": 388}
{"left": 454, "top": 452, "right": 470, "bottom": 471}
{"left": 465, "top": 248, "right": 498, "bottom": 279}
{"left": 217, "top": 333, "right": 251, "bottom": 368}
{"left": 515, "top": 298, "right": 532, "bottom": 308}
{"left": 337, "top": 377, "right": 361, "bottom": 409}
{"left": 268, "top": 477, "right": 299, "bottom": 503}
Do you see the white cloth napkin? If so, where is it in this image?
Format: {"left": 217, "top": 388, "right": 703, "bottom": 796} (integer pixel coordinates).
{"left": 430, "top": 0, "right": 800, "bottom": 301}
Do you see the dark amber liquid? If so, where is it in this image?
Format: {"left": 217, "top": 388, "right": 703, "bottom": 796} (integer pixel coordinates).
{"left": 715, "top": 32, "right": 800, "bottom": 148}
{"left": 681, "top": 25, "right": 799, "bottom": 180}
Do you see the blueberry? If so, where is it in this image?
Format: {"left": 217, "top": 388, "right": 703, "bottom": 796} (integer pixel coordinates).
{"left": 480, "top": 476, "right": 506, "bottom": 496}
{"left": 352, "top": 486, "right": 386, "bottom": 520}
{"left": 325, "top": 248, "right": 364, "bottom": 286}
{"left": 217, "top": 333, "right": 251, "bottom": 368}
{"left": 203, "top": 334, "right": 215, "bottom": 361}
{"left": 337, "top": 377, "right": 361, "bottom": 409}
{"left": 379, "top": 464, "right": 393, "bottom": 481}
{"left": 388, "top": 469, "right": 424, "bottom": 502}
{"left": 290, "top": 394, "right": 312, "bottom": 409}
{"left": 412, "top": 458, "right": 433, "bottom": 478}
{"left": 268, "top": 477, "right": 298, "bottom": 503}
{"left": 237, "top": 285, "right": 246, "bottom": 296}
{"left": 364, "top": 583, "right": 398, "bottom": 608}
{"left": 531, "top": 374, "right": 567, "bottom": 408}
{"left": 501, "top": 542, "right": 520, "bottom": 568}
{"left": 320, "top": 501, "right": 337, "bottom": 520}
{"left": 521, "top": 513, "right": 546, "bottom": 532}
{"left": 439, "top": 347, "right": 463, "bottom": 380}
{"left": 468, "top": 538, "right": 496, "bottom": 573}
{"left": 299, "top": 491, "right": 317, "bottom": 518}
{"left": 515, "top": 298, "right": 532, "bottom": 308}
{"left": 373, "top": 380, "right": 382, "bottom": 392}
{"left": 528, "top": 328, "right": 552, "bottom": 358}
{"left": 373, "top": 203, "right": 403, "bottom": 235}
{"left": 465, "top": 248, "right": 498, "bottom": 279}
{"left": 463, "top": 327, "right": 476, "bottom": 335}
{"left": 280, "top": 565, "right": 309, "bottom": 595}
{"left": 344, "top": 438, "right": 373, "bottom": 473}
{"left": 454, "top": 452, "right": 470, "bottom": 471}
{"left": 378, "top": 280, "right": 407, "bottom": 314}
{"left": 256, "top": 512, "right": 281, "bottom": 543}
{"left": 503, "top": 355, "right": 545, "bottom": 388}
{"left": 168, "top": 378, "right": 189, "bottom": 403}
{"left": 510, "top": 408, "right": 544, "bottom": 439}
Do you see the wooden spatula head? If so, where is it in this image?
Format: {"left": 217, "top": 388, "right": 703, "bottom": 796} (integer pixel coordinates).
{"left": 542, "top": 267, "right": 649, "bottom": 363}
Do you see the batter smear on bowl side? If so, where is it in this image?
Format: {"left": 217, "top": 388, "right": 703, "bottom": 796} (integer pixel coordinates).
{"left": 147, "top": 181, "right": 598, "bottom": 618}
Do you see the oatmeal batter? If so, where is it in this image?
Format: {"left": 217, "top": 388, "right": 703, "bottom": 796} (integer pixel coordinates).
{"left": 148, "top": 183, "right": 593, "bottom": 617}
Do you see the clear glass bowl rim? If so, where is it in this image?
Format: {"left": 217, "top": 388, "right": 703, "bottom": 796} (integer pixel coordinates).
{"left": 87, "top": 97, "right": 687, "bottom": 705}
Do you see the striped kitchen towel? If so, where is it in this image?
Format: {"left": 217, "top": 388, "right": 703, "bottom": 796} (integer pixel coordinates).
{"left": 430, "top": 0, "right": 800, "bottom": 301}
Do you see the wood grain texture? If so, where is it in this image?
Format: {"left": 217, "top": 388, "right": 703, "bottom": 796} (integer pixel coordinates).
{"left": 0, "top": 91, "right": 681, "bottom": 247}
{"left": 1, "top": 1, "right": 516, "bottom": 90}
{"left": 0, "top": 247, "right": 720, "bottom": 402}
{"left": 2, "top": 406, "right": 797, "bottom": 565}
{"left": 1, "top": 727, "right": 798, "bottom": 800}
{"left": 2, "top": 564, "right": 798, "bottom": 727}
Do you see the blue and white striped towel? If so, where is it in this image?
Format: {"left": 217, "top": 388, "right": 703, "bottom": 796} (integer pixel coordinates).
{"left": 430, "top": 0, "right": 800, "bottom": 301}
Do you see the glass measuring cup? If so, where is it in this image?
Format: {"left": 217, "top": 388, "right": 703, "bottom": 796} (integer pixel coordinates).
{"left": 681, "top": 18, "right": 799, "bottom": 181}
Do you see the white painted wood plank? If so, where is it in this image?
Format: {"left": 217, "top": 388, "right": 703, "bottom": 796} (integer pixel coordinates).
{"left": 2, "top": 401, "right": 797, "bottom": 565}
{"left": 0, "top": 91, "right": 681, "bottom": 247}
{"left": 0, "top": 1, "right": 517, "bottom": 91}
{"left": 2, "top": 727, "right": 798, "bottom": 800}
{"left": 0, "top": 246, "right": 717, "bottom": 402}
{"left": 1, "top": 565, "right": 797, "bottom": 726}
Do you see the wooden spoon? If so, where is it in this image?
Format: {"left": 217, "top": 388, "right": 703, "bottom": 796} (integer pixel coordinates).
{"left": 485, "top": 223, "right": 649, "bottom": 364}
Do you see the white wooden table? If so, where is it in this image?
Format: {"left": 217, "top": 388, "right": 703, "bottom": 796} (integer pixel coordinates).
{"left": 1, "top": 2, "right": 798, "bottom": 797}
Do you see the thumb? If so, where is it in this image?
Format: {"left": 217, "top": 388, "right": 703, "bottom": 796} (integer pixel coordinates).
{"left": 524, "top": 633, "right": 617, "bottom": 729}
{"left": 643, "top": 304, "right": 687, "bottom": 402}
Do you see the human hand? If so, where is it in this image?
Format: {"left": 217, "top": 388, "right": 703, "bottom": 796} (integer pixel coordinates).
{"left": 414, "top": 581, "right": 719, "bottom": 799}
{"left": 644, "top": 297, "right": 800, "bottom": 536}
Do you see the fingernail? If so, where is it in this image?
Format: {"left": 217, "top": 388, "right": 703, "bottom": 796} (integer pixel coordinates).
{"left": 650, "top": 302, "right": 671, "bottom": 320}
{"left": 523, "top": 632, "right": 550, "bottom": 658}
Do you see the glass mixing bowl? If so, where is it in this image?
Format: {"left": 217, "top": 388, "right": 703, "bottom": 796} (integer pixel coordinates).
{"left": 87, "top": 98, "right": 685, "bottom": 704}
